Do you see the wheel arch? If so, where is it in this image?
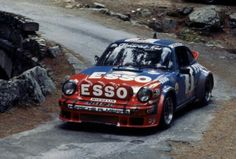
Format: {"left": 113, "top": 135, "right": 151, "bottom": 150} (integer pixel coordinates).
{"left": 162, "top": 87, "right": 177, "bottom": 109}
{"left": 196, "top": 71, "right": 214, "bottom": 100}
{"left": 158, "top": 86, "right": 176, "bottom": 128}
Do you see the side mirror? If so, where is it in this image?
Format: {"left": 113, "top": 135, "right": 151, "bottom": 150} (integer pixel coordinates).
{"left": 180, "top": 67, "right": 190, "bottom": 74}
{"left": 192, "top": 50, "right": 199, "bottom": 60}
{"left": 153, "top": 32, "right": 157, "bottom": 39}
{"left": 94, "top": 55, "right": 100, "bottom": 63}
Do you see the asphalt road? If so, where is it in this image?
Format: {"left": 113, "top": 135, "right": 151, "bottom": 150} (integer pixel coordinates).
{"left": 0, "top": 0, "right": 135, "bottom": 64}
{"left": 0, "top": 1, "right": 236, "bottom": 159}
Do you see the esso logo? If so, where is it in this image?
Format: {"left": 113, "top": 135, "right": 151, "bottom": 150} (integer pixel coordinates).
{"left": 80, "top": 83, "right": 133, "bottom": 100}
{"left": 89, "top": 72, "right": 152, "bottom": 83}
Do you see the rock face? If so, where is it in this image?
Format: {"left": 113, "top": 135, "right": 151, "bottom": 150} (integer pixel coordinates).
{"left": 48, "top": 45, "right": 62, "bottom": 58}
{"left": 148, "top": 20, "right": 162, "bottom": 32}
{"left": 167, "top": 7, "right": 193, "bottom": 17}
{"left": 93, "top": 2, "right": 106, "bottom": 9}
{"left": 0, "top": 11, "right": 48, "bottom": 79}
{"left": 229, "top": 13, "right": 236, "bottom": 28}
{"left": 148, "top": 18, "right": 177, "bottom": 32}
{"left": 0, "top": 66, "right": 56, "bottom": 112}
{"left": 134, "top": 8, "right": 152, "bottom": 17}
{"left": 188, "top": 6, "right": 222, "bottom": 31}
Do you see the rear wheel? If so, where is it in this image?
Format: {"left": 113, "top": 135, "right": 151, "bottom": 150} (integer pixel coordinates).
{"left": 160, "top": 96, "right": 174, "bottom": 129}
{"left": 200, "top": 78, "right": 213, "bottom": 105}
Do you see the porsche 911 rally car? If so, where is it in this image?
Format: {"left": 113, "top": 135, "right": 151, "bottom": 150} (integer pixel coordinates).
{"left": 59, "top": 38, "right": 214, "bottom": 128}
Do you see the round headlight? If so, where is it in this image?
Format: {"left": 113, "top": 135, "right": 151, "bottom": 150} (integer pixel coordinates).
{"left": 62, "top": 80, "right": 77, "bottom": 96}
{"left": 137, "top": 87, "right": 152, "bottom": 103}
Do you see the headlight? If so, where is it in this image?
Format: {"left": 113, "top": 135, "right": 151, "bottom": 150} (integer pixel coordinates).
{"left": 62, "top": 80, "right": 77, "bottom": 96}
{"left": 137, "top": 87, "right": 152, "bottom": 103}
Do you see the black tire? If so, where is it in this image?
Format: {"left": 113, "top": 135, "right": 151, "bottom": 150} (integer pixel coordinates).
{"left": 200, "top": 78, "right": 213, "bottom": 106}
{"left": 160, "top": 96, "right": 175, "bottom": 129}
{"left": 203, "top": 0, "right": 216, "bottom": 4}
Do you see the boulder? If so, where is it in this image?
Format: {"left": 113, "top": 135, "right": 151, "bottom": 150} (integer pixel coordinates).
{"left": 148, "top": 20, "right": 163, "bottom": 32}
{"left": 0, "top": 11, "right": 39, "bottom": 32}
{"left": 63, "top": 0, "right": 75, "bottom": 3}
{"left": 188, "top": 6, "right": 222, "bottom": 31}
{"left": 109, "top": 12, "right": 130, "bottom": 21}
{"left": 180, "top": 7, "right": 193, "bottom": 16}
{"left": 167, "top": 7, "right": 193, "bottom": 17}
{"left": 148, "top": 18, "right": 177, "bottom": 32}
{"left": 229, "top": 13, "right": 236, "bottom": 28}
{"left": 135, "top": 8, "right": 152, "bottom": 17}
{"left": 0, "top": 66, "right": 55, "bottom": 112}
{"left": 65, "top": 4, "right": 75, "bottom": 9}
{"left": 162, "top": 18, "right": 177, "bottom": 32}
{"left": 93, "top": 2, "right": 106, "bottom": 9}
{"left": 48, "top": 45, "right": 62, "bottom": 58}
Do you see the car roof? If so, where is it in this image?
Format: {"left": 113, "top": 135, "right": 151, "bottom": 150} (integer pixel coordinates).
{"left": 115, "top": 38, "right": 184, "bottom": 48}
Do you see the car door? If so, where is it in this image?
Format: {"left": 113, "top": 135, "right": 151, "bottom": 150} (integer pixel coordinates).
{"left": 174, "top": 46, "right": 197, "bottom": 106}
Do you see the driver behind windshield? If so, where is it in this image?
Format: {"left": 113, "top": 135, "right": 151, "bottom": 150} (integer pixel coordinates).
{"left": 98, "top": 43, "right": 172, "bottom": 69}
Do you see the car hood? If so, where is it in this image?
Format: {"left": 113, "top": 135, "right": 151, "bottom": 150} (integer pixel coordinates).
{"left": 71, "top": 66, "right": 167, "bottom": 93}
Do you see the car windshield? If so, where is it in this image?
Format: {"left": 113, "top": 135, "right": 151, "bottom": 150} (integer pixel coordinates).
{"left": 97, "top": 43, "right": 173, "bottom": 69}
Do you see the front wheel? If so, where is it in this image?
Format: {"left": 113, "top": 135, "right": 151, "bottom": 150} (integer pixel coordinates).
{"left": 160, "top": 96, "right": 174, "bottom": 129}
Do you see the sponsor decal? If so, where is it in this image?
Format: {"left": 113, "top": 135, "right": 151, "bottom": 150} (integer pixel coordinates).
{"left": 67, "top": 104, "right": 130, "bottom": 115}
{"left": 125, "top": 38, "right": 159, "bottom": 44}
{"left": 80, "top": 83, "right": 133, "bottom": 100}
{"left": 181, "top": 67, "right": 195, "bottom": 95}
{"left": 85, "top": 101, "right": 114, "bottom": 107}
{"left": 88, "top": 72, "right": 152, "bottom": 83}
{"left": 89, "top": 72, "right": 152, "bottom": 83}
{"left": 191, "top": 64, "right": 201, "bottom": 74}
{"left": 156, "top": 76, "right": 169, "bottom": 84}
{"left": 118, "top": 43, "right": 161, "bottom": 51}
{"left": 91, "top": 98, "right": 116, "bottom": 104}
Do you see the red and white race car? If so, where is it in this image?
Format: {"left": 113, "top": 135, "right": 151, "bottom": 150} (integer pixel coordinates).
{"left": 59, "top": 38, "right": 214, "bottom": 128}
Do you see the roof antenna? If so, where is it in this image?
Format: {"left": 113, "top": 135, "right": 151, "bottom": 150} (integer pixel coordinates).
{"left": 153, "top": 32, "right": 157, "bottom": 39}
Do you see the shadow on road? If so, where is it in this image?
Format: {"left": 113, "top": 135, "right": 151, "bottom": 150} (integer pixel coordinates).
{"left": 185, "top": 0, "right": 236, "bottom": 5}
{"left": 59, "top": 122, "right": 161, "bottom": 137}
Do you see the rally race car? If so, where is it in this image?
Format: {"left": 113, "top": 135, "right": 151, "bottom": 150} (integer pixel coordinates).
{"left": 59, "top": 38, "right": 214, "bottom": 128}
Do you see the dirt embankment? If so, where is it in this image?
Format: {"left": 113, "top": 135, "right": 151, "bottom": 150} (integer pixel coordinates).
{"left": 0, "top": 48, "right": 74, "bottom": 138}
{"left": 171, "top": 99, "right": 236, "bottom": 159}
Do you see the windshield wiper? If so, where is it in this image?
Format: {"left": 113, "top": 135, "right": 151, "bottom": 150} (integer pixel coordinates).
{"left": 112, "top": 65, "right": 143, "bottom": 72}
{"left": 141, "top": 65, "right": 168, "bottom": 70}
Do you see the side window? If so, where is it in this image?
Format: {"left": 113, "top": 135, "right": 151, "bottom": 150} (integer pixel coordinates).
{"left": 186, "top": 48, "right": 195, "bottom": 65}
{"left": 160, "top": 47, "right": 174, "bottom": 69}
{"left": 175, "top": 46, "right": 191, "bottom": 67}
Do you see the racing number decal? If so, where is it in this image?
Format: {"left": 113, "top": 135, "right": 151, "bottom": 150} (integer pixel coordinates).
{"left": 183, "top": 67, "right": 195, "bottom": 95}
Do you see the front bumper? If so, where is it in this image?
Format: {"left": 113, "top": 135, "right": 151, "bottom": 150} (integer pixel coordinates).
{"left": 59, "top": 99, "right": 161, "bottom": 128}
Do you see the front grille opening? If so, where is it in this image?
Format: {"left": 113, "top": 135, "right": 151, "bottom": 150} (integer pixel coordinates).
{"left": 130, "top": 118, "right": 144, "bottom": 126}
{"left": 120, "top": 118, "right": 128, "bottom": 125}
{"left": 80, "top": 114, "right": 118, "bottom": 125}
{"left": 73, "top": 114, "right": 80, "bottom": 120}
{"left": 61, "top": 110, "right": 71, "bottom": 119}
